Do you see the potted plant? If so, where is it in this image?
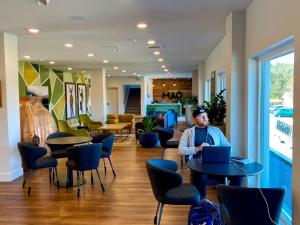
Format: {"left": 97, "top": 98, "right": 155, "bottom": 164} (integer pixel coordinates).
{"left": 138, "top": 116, "right": 159, "bottom": 148}
{"left": 202, "top": 89, "right": 226, "bottom": 132}
{"left": 180, "top": 95, "right": 198, "bottom": 125}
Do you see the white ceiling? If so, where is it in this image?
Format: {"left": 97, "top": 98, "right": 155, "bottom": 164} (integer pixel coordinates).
{"left": 0, "top": 0, "right": 252, "bottom": 77}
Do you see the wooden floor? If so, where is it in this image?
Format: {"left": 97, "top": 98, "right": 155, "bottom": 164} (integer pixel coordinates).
{"left": 0, "top": 139, "right": 218, "bottom": 225}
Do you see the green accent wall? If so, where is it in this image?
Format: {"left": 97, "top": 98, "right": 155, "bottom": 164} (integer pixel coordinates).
{"left": 18, "top": 62, "right": 91, "bottom": 124}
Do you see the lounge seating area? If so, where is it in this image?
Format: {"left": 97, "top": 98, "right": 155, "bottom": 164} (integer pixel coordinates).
{"left": 0, "top": 0, "right": 299, "bottom": 224}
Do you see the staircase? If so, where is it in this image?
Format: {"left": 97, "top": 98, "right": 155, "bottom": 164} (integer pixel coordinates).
{"left": 125, "top": 88, "right": 141, "bottom": 115}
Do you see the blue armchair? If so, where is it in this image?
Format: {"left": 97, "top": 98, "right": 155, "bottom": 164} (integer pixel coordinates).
{"left": 217, "top": 184, "right": 285, "bottom": 225}
{"left": 18, "top": 142, "right": 58, "bottom": 196}
{"left": 146, "top": 159, "right": 200, "bottom": 225}
{"left": 66, "top": 143, "right": 105, "bottom": 197}
{"left": 92, "top": 133, "right": 115, "bottom": 177}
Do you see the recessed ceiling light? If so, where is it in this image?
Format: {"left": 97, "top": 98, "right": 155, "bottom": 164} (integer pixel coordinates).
{"left": 158, "top": 58, "right": 164, "bottom": 62}
{"left": 103, "top": 59, "right": 109, "bottom": 63}
{"left": 147, "top": 40, "right": 156, "bottom": 45}
{"left": 49, "top": 61, "right": 55, "bottom": 64}
{"left": 133, "top": 72, "right": 137, "bottom": 75}
{"left": 68, "top": 67, "right": 72, "bottom": 71}
{"left": 164, "top": 69, "right": 169, "bottom": 72}
{"left": 87, "top": 53, "right": 94, "bottom": 57}
{"left": 136, "top": 22, "right": 148, "bottom": 29}
{"left": 137, "top": 74, "right": 141, "bottom": 77}
{"left": 27, "top": 28, "right": 40, "bottom": 34}
{"left": 23, "top": 55, "right": 31, "bottom": 59}
{"left": 122, "top": 70, "right": 126, "bottom": 73}
{"left": 113, "top": 66, "right": 119, "bottom": 70}
{"left": 64, "top": 43, "right": 73, "bottom": 48}
{"left": 107, "top": 74, "right": 111, "bottom": 77}
{"left": 161, "top": 65, "right": 166, "bottom": 68}
{"left": 81, "top": 70, "right": 86, "bottom": 73}
{"left": 153, "top": 51, "right": 160, "bottom": 55}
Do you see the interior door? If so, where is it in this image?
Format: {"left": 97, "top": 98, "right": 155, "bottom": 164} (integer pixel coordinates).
{"left": 107, "top": 88, "right": 118, "bottom": 114}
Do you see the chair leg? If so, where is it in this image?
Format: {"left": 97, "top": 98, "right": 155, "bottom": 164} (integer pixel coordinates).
{"left": 49, "top": 168, "right": 52, "bottom": 182}
{"left": 28, "top": 170, "right": 33, "bottom": 196}
{"left": 54, "top": 167, "right": 59, "bottom": 187}
{"left": 77, "top": 170, "right": 81, "bottom": 197}
{"left": 22, "top": 170, "right": 26, "bottom": 188}
{"left": 108, "top": 157, "right": 116, "bottom": 177}
{"left": 154, "top": 202, "right": 161, "bottom": 224}
{"left": 161, "top": 148, "right": 165, "bottom": 159}
{"left": 95, "top": 169, "right": 105, "bottom": 192}
{"left": 157, "top": 203, "right": 164, "bottom": 225}
{"left": 91, "top": 171, "right": 94, "bottom": 184}
{"left": 103, "top": 158, "right": 107, "bottom": 174}
{"left": 180, "top": 155, "right": 184, "bottom": 168}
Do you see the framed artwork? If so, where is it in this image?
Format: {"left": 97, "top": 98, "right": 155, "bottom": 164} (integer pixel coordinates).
{"left": 65, "top": 82, "right": 76, "bottom": 119}
{"left": 210, "top": 71, "right": 216, "bottom": 99}
{"left": 77, "top": 83, "right": 87, "bottom": 115}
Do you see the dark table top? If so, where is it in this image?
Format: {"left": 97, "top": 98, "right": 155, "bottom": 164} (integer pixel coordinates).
{"left": 45, "top": 136, "right": 92, "bottom": 145}
{"left": 187, "top": 158, "right": 264, "bottom": 177}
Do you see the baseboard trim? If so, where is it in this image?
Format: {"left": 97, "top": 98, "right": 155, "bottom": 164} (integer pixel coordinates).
{"left": 0, "top": 167, "right": 23, "bottom": 182}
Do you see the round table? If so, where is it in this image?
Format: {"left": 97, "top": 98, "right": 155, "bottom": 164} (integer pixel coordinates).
{"left": 187, "top": 158, "right": 263, "bottom": 184}
{"left": 45, "top": 136, "right": 92, "bottom": 145}
{"left": 45, "top": 136, "right": 92, "bottom": 187}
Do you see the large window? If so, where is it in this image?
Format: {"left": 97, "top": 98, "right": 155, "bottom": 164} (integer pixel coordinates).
{"left": 217, "top": 71, "right": 226, "bottom": 99}
{"left": 205, "top": 79, "right": 211, "bottom": 101}
{"left": 260, "top": 51, "right": 294, "bottom": 224}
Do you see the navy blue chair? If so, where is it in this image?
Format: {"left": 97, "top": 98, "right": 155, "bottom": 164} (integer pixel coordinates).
{"left": 217, "top": 184, "right": 285, "bottom": 225}
{"left": 146, "top": 159, "right": 200, "bottom": 225}
{"left": 46, "top": 132, "right": 75, "bottom": 181}
{"left": 92, "top": 133, "right": 116, "bottom": 177}
{"left": 46, "top": 132, "right": 75, "bottom": 159}
{"left": 66, "top": 143, "right": 105, "bottom": 197}
{"left": 17, "top": 142, "right": 58, "bottom": 196}
{"left": 157, "top": 128, "right": 184, "bottom": 166}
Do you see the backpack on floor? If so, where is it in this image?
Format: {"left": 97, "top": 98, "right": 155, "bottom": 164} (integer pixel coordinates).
{"left": 188, "top": 199, "right": 222, "bottom": 225}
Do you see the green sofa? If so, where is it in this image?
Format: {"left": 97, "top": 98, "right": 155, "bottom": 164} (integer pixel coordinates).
{"left": 79, "top": 114, "right": 103, "bottom": 132}
{"left": 57, "top": 120, "right": 89, "bottom": 137}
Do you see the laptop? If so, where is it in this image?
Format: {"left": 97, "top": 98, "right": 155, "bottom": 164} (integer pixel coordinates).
{"left": 201, "top": 146, "right": 231, "bottom": 163}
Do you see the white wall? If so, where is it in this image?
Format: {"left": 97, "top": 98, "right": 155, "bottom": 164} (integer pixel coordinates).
{"left": 245, "top": 0, "right": 300, "bottom": 223}
{"left": 0, "top": 33, "right": 22, "bottom": 181}
{"left": 204, "top": 37, "right": 226, "bottom": 81}
{"left": 90, "top": 69, "right": 106, "bottom": 122}
{"left": 106, "top": 76, "right": 146, "bottom": 115}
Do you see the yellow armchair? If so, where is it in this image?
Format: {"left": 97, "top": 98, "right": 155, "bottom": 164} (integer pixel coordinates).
{"left": 79, "top": 114, "right": 103, "bottom": 132}
{"left": 118, "top": 114, "right": 135, "bottom": 129}
{"left": 57, "top": 120, "right": 89, "bottom": 137}
{"left": 106, "top": 114, "right": 119, "bottom": 124}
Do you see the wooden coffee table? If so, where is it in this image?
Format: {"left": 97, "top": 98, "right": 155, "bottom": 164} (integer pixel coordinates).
{"left": 98, "top": 122, "right": 131, "bottom": 142}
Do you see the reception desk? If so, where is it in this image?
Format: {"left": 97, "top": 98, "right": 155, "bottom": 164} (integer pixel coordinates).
{"left": 146, "top": 103, "right": 182, "bottom": 116}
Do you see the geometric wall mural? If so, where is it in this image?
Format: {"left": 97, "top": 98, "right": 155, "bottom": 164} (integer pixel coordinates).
{"left": 18, "top": 61, "right": 91, "bottom": 125}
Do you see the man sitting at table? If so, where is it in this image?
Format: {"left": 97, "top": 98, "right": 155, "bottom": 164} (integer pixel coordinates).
{"left": 178, "top": 107, "right": 242, "bottom": 199}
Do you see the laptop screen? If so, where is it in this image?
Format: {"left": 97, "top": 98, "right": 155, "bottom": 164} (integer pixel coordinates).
{"left": 202, "top": 146, "right": 231, "bottom": 163}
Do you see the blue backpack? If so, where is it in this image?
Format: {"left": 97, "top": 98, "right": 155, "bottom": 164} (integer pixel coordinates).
{"left": 188, "top": 199, "right": 222, "bottom": 225}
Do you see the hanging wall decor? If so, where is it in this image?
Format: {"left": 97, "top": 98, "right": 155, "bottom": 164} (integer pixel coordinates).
{"left": 77, "top": 83, "right": 87, "bottom": 115}
{"left": 65, "top": 82, "right": 76, "bottom": 119}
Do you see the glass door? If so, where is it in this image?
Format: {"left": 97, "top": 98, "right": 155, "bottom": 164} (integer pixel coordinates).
{"left": 260, "top": 51, "right": 294, "bottom": 223}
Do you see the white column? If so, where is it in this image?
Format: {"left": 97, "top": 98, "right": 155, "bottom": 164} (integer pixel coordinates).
{"left": 197, "top": 62, "right": 205, "bottom": 104}
{"left": 0, "top": 33, "right": 22, "bottom": 181}
{"left": 90, "top": 69, "right": 107, "bottom": 123}
{"left": 225, "top": 11, "right": 246, "bottom": 155}
{"left": 192, "top": 70, "right": 199, "bottom": 96}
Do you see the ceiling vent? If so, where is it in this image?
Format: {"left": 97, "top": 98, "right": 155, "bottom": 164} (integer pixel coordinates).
{"left": 147, "top": 45, "right": 161, "bottom": 49}
{"left": 36, "top": 0, "right": 50, "bottom": 6}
